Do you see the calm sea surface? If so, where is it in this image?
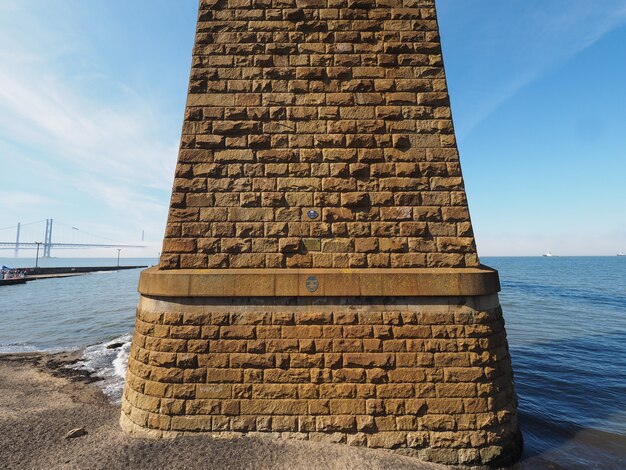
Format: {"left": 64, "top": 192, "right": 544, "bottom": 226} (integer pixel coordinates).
{"left": 1, "top": 256, "right": 625, "bottom": 469}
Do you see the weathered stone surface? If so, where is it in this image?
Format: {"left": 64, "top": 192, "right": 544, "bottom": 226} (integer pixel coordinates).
{"left": 157, "top": 0, "right": 480, "bottom": 270}
{"left": 122, "top": 294, "right": 522, "bottom": 466}
{"left": 122, "top": 0, "right": 522, "bottom": 467}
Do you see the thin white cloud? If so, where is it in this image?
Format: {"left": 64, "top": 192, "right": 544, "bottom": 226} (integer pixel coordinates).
{"left": 440, "top": 0, "right": 626, "bottom": 137}
{"left": 0, "top": 191, "right": 55, "bottom": 209}
{"left": 0, "top": 3, "right": 178, "bottom": 186}
{"left": 76, "top": 177, "right": 168, "bottom": 225}
{"left": 0, "top": 66, "right": 178, "bottom": 190}
{"left": 0, "top": 1, "right": 180, "bottom": 249}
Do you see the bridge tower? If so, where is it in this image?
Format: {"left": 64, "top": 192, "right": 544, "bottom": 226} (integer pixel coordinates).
{"left": 43, "top": 219, "right": 53, "bottom": 258}
{"left": 14, "top": 222, "right": 21, "bottom": 258}
{"left": 121, "top": 1, "right": 522, "bottom": 466}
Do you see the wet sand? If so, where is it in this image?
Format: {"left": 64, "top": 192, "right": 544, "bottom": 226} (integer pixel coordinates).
{"left": 0, "top": 352, "right": 447, "bottom": 470}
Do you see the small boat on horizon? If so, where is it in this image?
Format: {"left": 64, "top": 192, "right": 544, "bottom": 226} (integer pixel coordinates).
{"left": 618, "top": 252, "right": 625, "bottom": 257}
{"left": 543, "top": 252, "right": 553, "bottom": 257}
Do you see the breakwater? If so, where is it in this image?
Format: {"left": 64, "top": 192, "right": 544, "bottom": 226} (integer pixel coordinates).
{"left": 21, "top": 265, "right": 147, "bottom": 280}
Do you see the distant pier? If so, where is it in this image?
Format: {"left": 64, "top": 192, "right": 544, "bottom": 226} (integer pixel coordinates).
{"left": 0, "top": 265, "right": 147, "bottom": 286}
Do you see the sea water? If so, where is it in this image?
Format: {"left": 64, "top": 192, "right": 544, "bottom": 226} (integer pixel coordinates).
{"left": 0, "top": 256, "right": 625, "bottom": 469}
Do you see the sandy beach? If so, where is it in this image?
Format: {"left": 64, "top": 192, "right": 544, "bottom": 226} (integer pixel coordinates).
{"left": 0, "top": 352, "right": 446, "bottom": 470}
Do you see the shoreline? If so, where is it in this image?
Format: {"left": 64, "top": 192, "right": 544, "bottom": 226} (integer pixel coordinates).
{"left": 0, "top": 351, "right": 447, "bottom": 470}
{"left": 2, "top": 350, "right": 102, "bottom": 382}
{"left": 2, "top": 351, "right": 618, "bottom": 470}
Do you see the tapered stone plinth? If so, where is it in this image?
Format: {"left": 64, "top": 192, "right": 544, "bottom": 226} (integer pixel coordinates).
{"left": 121, "top": 0, "right": 522, "bottom": 466}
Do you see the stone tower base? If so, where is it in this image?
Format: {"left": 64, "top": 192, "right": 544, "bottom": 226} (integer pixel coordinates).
{"left": 121, "top": 268, "right": 522, "bottom": 467}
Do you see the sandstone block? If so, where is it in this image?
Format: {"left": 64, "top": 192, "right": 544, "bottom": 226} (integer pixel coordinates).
{"left": 240, "top": 400, "right": 308, "bottom": 415}
{"left": 367, "top": 432, "right": 407, "bottom": 448}
{"left": 316, "top": 416, "right": 356, "bottom": 432}
{"left": 343, "top": 353, "right": 394, "bottom": 368}
{"left": 279, "top": 237, "right": 300, "bottom": 253}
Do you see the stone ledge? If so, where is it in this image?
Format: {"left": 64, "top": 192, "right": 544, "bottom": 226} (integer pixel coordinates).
{"left": 138, "top": 266, "right": 500, "bottom": 298}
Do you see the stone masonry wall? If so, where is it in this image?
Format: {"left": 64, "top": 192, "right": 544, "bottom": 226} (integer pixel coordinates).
{"left": 121, "top": 294, "right": 520, "bottom": 466}
{"left": 124, "top": 0, "right": 523, "bottom": 465}
{"left": 160, "top": 0, "right": 479, "bottom": 270}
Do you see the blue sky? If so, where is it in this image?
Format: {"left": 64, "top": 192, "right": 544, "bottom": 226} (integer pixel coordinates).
{"left": 0, "top": 0, "right": 625, "bottom": 257}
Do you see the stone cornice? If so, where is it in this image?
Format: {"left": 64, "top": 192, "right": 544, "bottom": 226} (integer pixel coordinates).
{"left": 138, "top": 266, "right": 500, "bottom": 297}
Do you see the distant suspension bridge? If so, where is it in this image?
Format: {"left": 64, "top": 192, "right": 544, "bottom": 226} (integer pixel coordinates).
{"left": 0, "top": 219, "right": 145, "bottom": 258}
